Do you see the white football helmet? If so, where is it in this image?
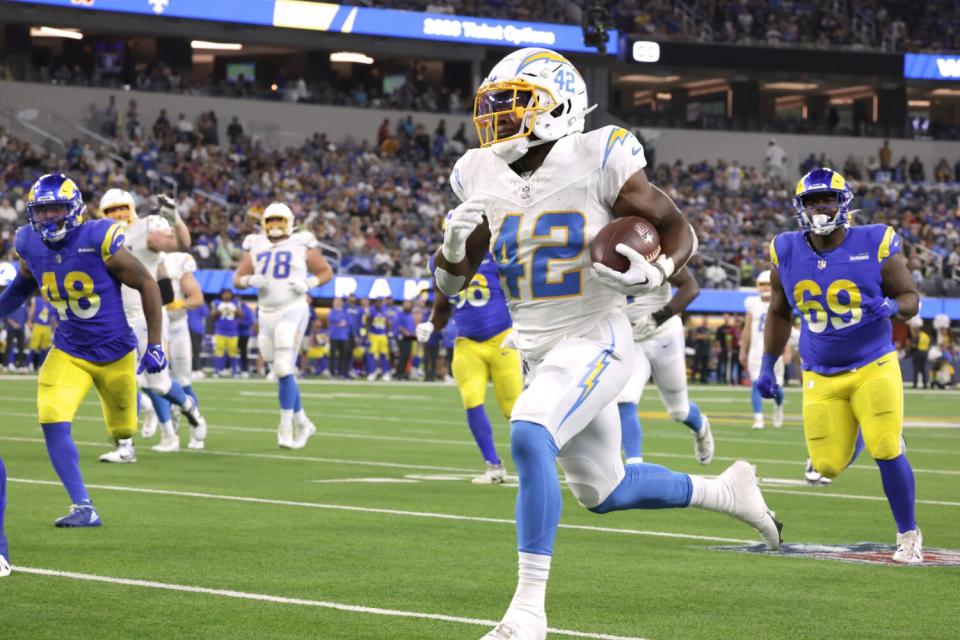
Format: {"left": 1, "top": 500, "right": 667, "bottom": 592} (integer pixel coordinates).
{"left": 263, "top": 202, "right": 294, "bottom": 239}
{"left": 100, "top": 188, "right": 136, "bottom": 227}
{"left": 474, "top": 47, "right": 594, "bottom": 163}
{"left": 756, "top": 270, "right": 771, "bottom": 286}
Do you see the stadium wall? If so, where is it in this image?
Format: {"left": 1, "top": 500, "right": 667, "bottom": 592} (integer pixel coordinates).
{"left": 3, "top": 80, "right": 957, "bottom": 179}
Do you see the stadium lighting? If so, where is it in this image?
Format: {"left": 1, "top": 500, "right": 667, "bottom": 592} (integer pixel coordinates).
{"left": 762, "top": 82, "right": 819, "bottom": 91}
{"left": 617, "top": 74, "right": 680, "bottom": 84}
{"left": 908, "top": 100, "right": 931, "bottom": 107}
{"left": 191, "top": 40, "right": 243, "bottom": 51}
{"left": 330, "top": 52, "right": 374, "bottom": 64}
{"left": 30, "top": 26, "right": 83, "bottom": 40}
{"left": 930, "top": 87, "right": 960, "bottom": 96}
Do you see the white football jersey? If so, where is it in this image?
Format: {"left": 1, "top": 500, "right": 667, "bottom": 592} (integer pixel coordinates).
{"left": 164, "top": 251, "right": 197, "bottom": 326}
{"left": 623, "top": 281, "right": 671, "bottom": 323}
{"left": 242, "top": 231, "right": 318, "bottom": 313}
{"left": 451, "top": 126, "right": 647, "bottom": 357}
{"left": 744, "top": 295, "right": 770, "bottom": 362}
{"left": 120, "top": 214, "right": 171, "bottom": 317}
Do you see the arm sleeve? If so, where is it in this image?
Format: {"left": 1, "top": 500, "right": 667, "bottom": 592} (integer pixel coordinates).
{"left": 0, "top": 272, "right": 38, "bottom": 318}
{"left": 598, "top": 126, "right": 648, "bottom": 208}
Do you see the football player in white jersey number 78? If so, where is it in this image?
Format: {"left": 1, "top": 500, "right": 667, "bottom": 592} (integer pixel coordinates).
{"left": 435, "top": 47, "right": 782, "bottom": 640}
{"left": 234, "top": 203, "right": 333, "bottom": 449}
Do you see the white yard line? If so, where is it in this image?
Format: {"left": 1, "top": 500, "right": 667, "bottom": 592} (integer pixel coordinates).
{"left": 11, "top": 566, "right": 648, "bottom": 640}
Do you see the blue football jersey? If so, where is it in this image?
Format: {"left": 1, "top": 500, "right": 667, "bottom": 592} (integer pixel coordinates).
{"left": 15, "top": 219, "right": 137, "bottom": 363}
{"left": 771, "top": 224, "right": 902, "bottom": 374}
{"left": 447, "top": 253, "right": 512, "bottom": 342}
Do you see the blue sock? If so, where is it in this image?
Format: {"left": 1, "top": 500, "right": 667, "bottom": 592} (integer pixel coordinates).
{"left": 466, "top": 405, "right": 500, "bottom": 465}
{"left": 231, "top": 356, "right": 239, "bottom": 376}
{"left": 145, "top": 388, "right": 171, "bottom": 423}
{"left": 279, "top": 375, "right": 298, "bottom": 411}
{"left": 774, "top": 386, "right": 784, "bottom": 405}
{"left": 183, "top": 385, "right": 198, "bottom": 407}
{"left": 751, "top": 383, "right": 763, "bottom": 413}
{"left": 0, "top": 456, "right": 7, "bottom": 561}
{"left": 683, "top": 402, "right": 703, "bottom": 432}
{"left": 876, "top": 454, "right": 916, "bottom": 533}
{"left": 164, "top": 380, "right": 189, "bottom": 408}
{"left": 618, "top": 403, "right": 643, "bottom": 460}
{"left": 511, "top": 421, "right": 561, "bottom": 556}
{"left": 590, "top": 462, "right": 692, "bottom": 513}
{"left": 293, "top": 381, "right": 303, "bottom": 413}
{"left": 319, "top": 356, "right": 329, "bottom": 372}
{"left": 41, "top": 423, "right": 91, "bottom": 506}
{"left": 215, "top": 355, "right": 226, "bottom": 374}
{"left": 365, "top": 353, "right": 375, "bottom": 374}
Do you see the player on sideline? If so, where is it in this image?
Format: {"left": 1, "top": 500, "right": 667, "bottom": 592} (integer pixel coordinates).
{"left": 758, "top": 167, "right": 922, "bottom": 563}
{"left": 100, "top": 189, "right": 206, "bottom": 458}
{"left": 25, "top": 294, "right": 55, "bottom": 370}
{"left": 435, "top": 48, "right": 781, "bottom": 639}
{"left": 416, "top": 252, "right": 523, "bottom": 484}
{"left": 0, "top": 456, "right": 9, "bottom": 576}
{"left": 233, "top": 202, "right": 333, "bottom": 449}
{"left": 740, "top": 270, "right": 786, "bottom": 429}
{"left": 0, "top": 173, "right": 168, "bottom": 526}
{"left": 617, "top": 267, "right": 714, "bottom": 465}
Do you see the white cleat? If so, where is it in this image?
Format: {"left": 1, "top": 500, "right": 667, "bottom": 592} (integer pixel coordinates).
{"left": 694, "top": 415, "right": 714, "bottom": 465}
{"left": 151, "top": 434, "right": 180, "bottom": 453}
{"left": 291, "top": 419, "right": 317, "bottom": 450}
{"left": 893, "top": 528, "right": 923, "bottom": 564}
{"left": 0, "top": 554, "right": 10, "bottom": 577}
{"left": 480, "top": 611, "right": 547, "bottom": 640}
{"left": 190, "top": 415, "right": 207, "bottom": 444}
{"left": 773, "top": 403, "right": 784, "bottom": 428}
{"left": 717, "top": 461, "right": 782, "bottom": 550}
{"left": 804, "top": 459, "right": 832, "bottom": 486}
{"left": 381, "top": 372, "right": 393, "bottom": 382}
{"left": 277, "top": 423, "right": 295, "bottom": 449}
{"left": 472, "top": 463, "right": 507, "bottom": 485}
{"left": 752, "top": 417, "right": 765, "bottom": 430}
{"left": 99, "top": 442, "right": 136, "bottom": 463}
{"left": 187, "top": 437, "right": 205, "bottom": 450}
{"left": 141, "top": 410, "right": 158, "bottom": 439}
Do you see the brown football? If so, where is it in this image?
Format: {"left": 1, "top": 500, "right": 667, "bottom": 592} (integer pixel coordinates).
{"left": 589, "top": 216, "right": 661, "bottom": 273}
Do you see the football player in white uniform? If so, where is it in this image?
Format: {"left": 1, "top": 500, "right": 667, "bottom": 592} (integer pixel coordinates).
{"left": 435, "top": 47, "right": 781, "bottom": 640}
{"left": 233, "top": 203, "right": 333, "bottom": 449}
{"left": 160, "top": 251, "right": 205, "bottom": 447}
{"left": 617, "top": 268, "right": 714, "bottom": 465}
{"left": 740, "top": 270, "right": 786, "bottom": 430}
{"left": 99, "top": 190, "right": 207, "bottom": 459}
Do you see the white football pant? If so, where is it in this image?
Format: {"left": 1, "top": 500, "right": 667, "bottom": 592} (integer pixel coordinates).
{"left": 258, "top": 301, "right": 311, "bottom": 378}
{"left": 617, "top": 317, "right": 691, "bottom": 421}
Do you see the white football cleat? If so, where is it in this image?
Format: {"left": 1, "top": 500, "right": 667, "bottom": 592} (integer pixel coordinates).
{"left": 772, "top": 403, "right": 784, "bottom": 428}
{"left": 381, "top": 372, "right": 393, "bottom": 382}
{"left": 893, "top": 528, "right": 923, "bottom": 564}
{"left": 277, "top": 422, "right": 295, "bottom": 449}
{"left": 190, "top": 415, "right": 207, "bottom": 445}
{"left": 99, "top": 441, "right": 136, "bottom": 463}
{"left": 480, "top": 611, "right": 547, "bottom": 640}
{"left": 141, "top": 410, "right": 158, "bottom": 439}
{"left": 717, "top": 460, "right": 782, "bottom": 550}
{"left": 291, "top": 418, "right": 317, "bottom": 450}
{"left": 151, "top": 433, "right": 180, "bottom": 453}
{"left": 187, "top": 437, "right": 205, "bottom": 450}
{"left": 0, "top": 555, "right": 10, "bottom": 577}
{"left": 751, "top": 417, "right": 765, "bottom": 430}
{"left": 804, "top": 459, "right": 832, "bottom": 485}
{"left": 472, "top": 463, "right": 507, "bottom": 485}
{"left": 693, "top": 414, "right": 714, "bottom": 465}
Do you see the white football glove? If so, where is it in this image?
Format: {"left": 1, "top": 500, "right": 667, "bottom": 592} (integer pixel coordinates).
{"left": 156, "top": 194, "right": 181, "bottom": 225}
{"left": 592, "top": 244, "right": 674, "bottom": 296}
{"left": 415, "top": 321, "right": 434, "bottom": 343}
{"left": 245, "top": 274, "right": 268, "bottom": 289}
{"left": 441, "top": 200, "right": 485, "bottom": 263}
{"left": 632, "top": 315, "right": 657, "bottom": 342}
{"left": 289, "top": 279, "right": 310, "bottom": 295}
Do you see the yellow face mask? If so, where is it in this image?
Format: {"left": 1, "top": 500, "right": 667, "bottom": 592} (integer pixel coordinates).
{"left": 264, "top": 216, "right": 290, "bottom": 238}
{"left": 103, "top": 204, "right": 134, "bottom": 227}
{"left": 473, "top": 80, "right": 556, "bottom": 148}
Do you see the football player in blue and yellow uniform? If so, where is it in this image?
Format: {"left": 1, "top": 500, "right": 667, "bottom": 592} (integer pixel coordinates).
{"left": 366, "top": 296, "right": 392, "bottom": 380}
{"left": 0, "top": 174, "right": 169, "bottom": 527}
{"left": 759, "top": 167, "right": 923, "bottom": 563}
{"left": 26, "top": 294, "right": 56, "bottom": 369}
{"left": 418, "top": 253, "right": 523, "bottom": 484}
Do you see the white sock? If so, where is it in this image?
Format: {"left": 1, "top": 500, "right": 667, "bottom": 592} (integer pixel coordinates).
{"left": 688, "top": 475, "right": 733, "bottom": 514}
{"left": 294, "top": 409, "right": 308, "bottom": 424}
{"left": 625, "top": 456, "right": 644, "bottom": 465}
{"left": 118, "top": 438, "right": 134, "bottom": 448}
{"left": 159, "top": 421, "right": 176, "bottom": 438}
{"left": 508, "top": 552, "right": 551, "bottom": 618}
{"left": 140, "top": 392, "right": 155, "bottom": 415}
{"left": 280, "top": 410, "right": 294, "bottom": 428}
{"left": 753, "top": 412, "right": 763, "bottom": 421}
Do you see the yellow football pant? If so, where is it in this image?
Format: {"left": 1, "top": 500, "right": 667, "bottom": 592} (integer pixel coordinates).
{"left": 452, "top": 329, "right": 523, "bottom": 419}
{"left": 214, "top": 335, "right": 239, "bottom": 358}
{"left": 802, "top": 351, "right": 903, "bottom": 479}
{"left": 368, "top": 333, "right": 389, "bottom": 358}
{"left": 38, "top": 348, "right": 138, "bottom": 439}
{"left": 29, "top": 325, "right": 53, "bottom": 351}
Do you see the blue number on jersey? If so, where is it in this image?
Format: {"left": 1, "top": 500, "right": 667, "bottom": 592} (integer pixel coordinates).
{"left": 493, "top": 211, "right": 584, "bottom": 300}
{"left": 255, "top": 250, "right": 293, "bottom": 278}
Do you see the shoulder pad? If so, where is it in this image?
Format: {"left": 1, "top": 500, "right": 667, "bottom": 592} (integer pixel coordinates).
{"left": 241, "top": 234, "right": 259, "bottom": 251}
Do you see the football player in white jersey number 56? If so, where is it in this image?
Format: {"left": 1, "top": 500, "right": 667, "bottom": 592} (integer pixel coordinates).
{"left": 434, "top": 47, "right": 782, "bottom": 640}
{"left": 234, "top": 203, "right": 333, "bottom": 449}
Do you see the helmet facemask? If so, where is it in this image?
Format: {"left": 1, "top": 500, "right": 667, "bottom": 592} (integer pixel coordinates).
{"left": 794, "top": 190, "right": 852, "bottom": 236}
{"left": 103, "top": 203, "right": 135, "bottom": 228}
{"left": 30, "top": 203, "right": 74, "bottom": 243}
{"left": 264, "top": 215, "right": 292, "bottom": 239}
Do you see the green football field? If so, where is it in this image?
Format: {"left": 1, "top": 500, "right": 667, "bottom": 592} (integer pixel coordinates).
{"left": 0, "top": 377, "right": 957, "bottom": 640}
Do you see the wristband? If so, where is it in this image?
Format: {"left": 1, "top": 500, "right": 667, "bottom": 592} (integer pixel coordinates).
{"left": 238, "top": 275, "right": 251, "bottom": 288}
{"left": 885, "top": 298, "right": 901, "bottom": 318}
{"left": 651, "top": 307, "right": 674, "bottom": 326}
{"left": 306, "top": 275, "right": 321, "bottom": 289}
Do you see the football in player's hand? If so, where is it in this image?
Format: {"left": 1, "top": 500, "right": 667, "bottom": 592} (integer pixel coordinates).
{"left": 590, "top": 216, "right": 661, "bottom": 273}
